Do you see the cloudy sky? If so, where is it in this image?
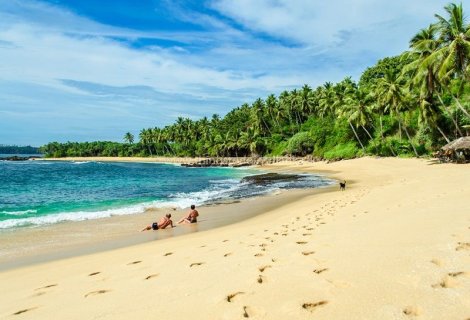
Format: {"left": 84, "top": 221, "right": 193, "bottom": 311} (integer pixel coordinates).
{"left": 0, "top": 0, "right": 466, "bottom": 146}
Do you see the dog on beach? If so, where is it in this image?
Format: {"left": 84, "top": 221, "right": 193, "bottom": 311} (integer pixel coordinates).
{"left": 339, "top": 180, "right": 346, "bottom": 191}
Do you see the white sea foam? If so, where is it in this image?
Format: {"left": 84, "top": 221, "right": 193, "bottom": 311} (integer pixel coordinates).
{"left": 0, "top": 209, "right": 37, "bottom": 216}
{"left": 0, "top": 203, "right": 152, "bottom": 229}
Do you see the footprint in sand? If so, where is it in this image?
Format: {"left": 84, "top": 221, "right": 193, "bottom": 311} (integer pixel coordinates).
{"left": 145, "top": 274, "right": 159, "bottom": 280}
{"left": 222, "top": 239, "right": 229, "bottom": 242}
{"left": 84, "top": 290, "right": 110, "bottom": 297}
{"left": 403, "top": 305, "right": 422, "bottom": 316}
{"left": 431, "top": 276, "right": 457, "bottom": 288}
{"left": 163, "top": 252, "right": 173, "bottom": 256}
{"left": 456, "top": 242, "right": 470, "bottom": 251}
{"left": 127, "top": 260, "right": 142, "bottom": 265}
{"left": 296, "top": 241, "right": 308, "bottom": 245}
{"left": 12, "top": 307, "right": 38, "bottom": 315}
{"left": 254, "top": 253, "right": 264, "bottom": 257}
{"left": 226, "top": 291, "right": 244, "bottom": 302}
{"left": 190, "top": 262, "right": 205, "bottom": 267}
{"left": 243, "top": 306, "right": 251, "bottom": 318}
{"left": 302, "top": 233, "right": 312, "bottom": 236}
{"left": 34, "top": 284, "right": 57, "bottom": 291}
{"left": 224, "top": 252, "right": 233, "bottom": 257}
{"left": 257, "top": 275, "right": 266, "bottom": 283}
{"left": 313, "top": 268, "right": 328, "bottom": 274}
{"left": 302, "top": 251, "right": 315, "bottom": 256}
{"left": 431, "top": 259, "right": 444, "bottom": 267}
{"left": 258, "top": 265, "right": 271, "bottom": 272}
{"left": 448, "top": 271, "right": 467, "bottom": 278}
{"left": 31, "top": 292, "right": 47, "bottom": 297}
{"left": 88, "top": 272, "right": 101, "bottom": 276}
{"left": 302, "top": 300, "right": 328, "bottom": 312}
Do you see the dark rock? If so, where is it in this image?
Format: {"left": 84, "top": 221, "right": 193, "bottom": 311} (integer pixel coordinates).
{"left": 241, "top": 173, "right": 303, "bottom": 185}
{"left": 0, "top": 156, "right": 34, "bottom": 161}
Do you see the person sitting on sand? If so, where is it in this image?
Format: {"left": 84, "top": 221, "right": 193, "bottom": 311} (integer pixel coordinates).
{"left": 141, "top": 213, "right": 174, "bottom": 231}
{"left": 177, "top": 205, "right": 199, "bottom": 224}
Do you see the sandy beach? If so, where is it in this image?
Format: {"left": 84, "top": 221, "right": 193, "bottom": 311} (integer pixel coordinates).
{"left": 1, "top": 157, "right": 469, "bottom": 319}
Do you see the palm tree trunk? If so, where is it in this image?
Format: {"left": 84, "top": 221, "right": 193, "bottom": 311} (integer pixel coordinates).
{"left": 349, "top": 122, "right": 365, "bottom": 152}
{"left": 361, "top": 125, "right": 373, "bottom": 140}
{"left": 398, "top": 118, "right": 419, "bottom": 157}
{"left": 436, "top": 125, "right": 451, "bottom": 143}
{"left": 398, "top": 121, "right": 402, "bottom": 140}
{"left": 453, "top": 96, "right": 470, "bottom": 120}
{"left": 378, "top": 115, "right": 396, "bottom": 156}
{"left": 437, "top": 93, "right": 463, "bottom": 137}
{"left": 379, "top": 115, "right": 384, "bottom": 139}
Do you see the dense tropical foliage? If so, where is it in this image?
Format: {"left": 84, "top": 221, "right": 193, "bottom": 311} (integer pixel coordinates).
{"left": 41, "top": 3, "right": 470, "bottom": 160}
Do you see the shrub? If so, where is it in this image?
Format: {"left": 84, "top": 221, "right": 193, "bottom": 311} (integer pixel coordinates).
{"left": 323, "top": 142, "right": 359, "bottom": 160}
{"left": 286, "top": 132, "right": 314, "bottom": 156}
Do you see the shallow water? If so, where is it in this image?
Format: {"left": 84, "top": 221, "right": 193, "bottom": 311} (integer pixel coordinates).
{"left": 0, "top": 160, "right": 332, "bottom": 230}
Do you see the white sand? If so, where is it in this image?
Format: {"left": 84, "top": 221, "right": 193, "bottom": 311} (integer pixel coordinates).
{"left": 1, "top": 157, "right": 469, "bottom": 319}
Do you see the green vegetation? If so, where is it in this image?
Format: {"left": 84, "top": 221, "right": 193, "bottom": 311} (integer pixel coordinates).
{"left": 41, "top": 3, "right": 470, "bottom": 160}
{"left": 0, "top": 145, "right": 41, "bottom": 154}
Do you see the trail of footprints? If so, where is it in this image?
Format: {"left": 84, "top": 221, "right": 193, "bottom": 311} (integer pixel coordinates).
{"left": 13, "top": 192, "right": 367, "bottom": 317}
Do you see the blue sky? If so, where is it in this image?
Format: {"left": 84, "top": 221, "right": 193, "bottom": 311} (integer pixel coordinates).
{"left": 0, "top": 0, "right": 467, "bottom": 146}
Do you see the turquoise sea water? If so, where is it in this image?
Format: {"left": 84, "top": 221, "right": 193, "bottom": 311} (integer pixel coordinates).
{"left": 0, "top": 161, "right": 332, "bottom": 230}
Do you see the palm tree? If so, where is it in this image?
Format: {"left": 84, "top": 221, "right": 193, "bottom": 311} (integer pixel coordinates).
{"left": 318, "top": 82, "right": 336, "bottom": 118}
{"left": 252, "top": 98, "right": 271, "bottom": 136}
{"left": 139, "top": 128, "right": 153, "bottom": 155}
{"left": 376, "top": 69, "right": 419, "bottom": 157}
{"left": 123, "top": 132, "right": 134, "bottom": 144}
{"left": 404, "top": 24, "right": 453, "bottom": 142}
{"left": 345, "top": 87, "right": 375, "bottom": 140}
{"left": 297, "top": 84, "right": 316, "bottom": 119}
{"left": 433, "top": 2, "right": 470, "bottom": 119}
{"left": 265, "top": 94, "right": 280, "bottom": 131}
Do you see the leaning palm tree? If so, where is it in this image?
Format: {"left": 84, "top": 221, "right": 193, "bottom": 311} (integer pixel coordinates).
{"left": 344, "top": 87, "right": 375, "bottom": 140}
{"left": 403, "top": 24, "right": 454, "bottom": 141}
{"left": 433, "top": 2, "right": 470, "bottom": 120}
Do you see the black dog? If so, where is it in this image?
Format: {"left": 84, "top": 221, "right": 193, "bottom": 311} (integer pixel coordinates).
{"left": 339, "top": 180, "right": 346, "bottom": 191}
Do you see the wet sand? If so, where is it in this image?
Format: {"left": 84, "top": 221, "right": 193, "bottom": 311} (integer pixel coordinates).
{"left": 0, "top": 187, "right": 332, "bottom": 270}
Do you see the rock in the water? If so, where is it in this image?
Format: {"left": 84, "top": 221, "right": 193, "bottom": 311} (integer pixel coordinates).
{"left": 241, "top": 173, "right": 303, "bottom": 185}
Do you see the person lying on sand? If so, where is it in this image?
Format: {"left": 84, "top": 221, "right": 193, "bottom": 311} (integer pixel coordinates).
{"left": 177, "top": 204, "right": 199, "bottom": 224}
{"left": 141, "top": 213, "right": 174, "bottom": 231}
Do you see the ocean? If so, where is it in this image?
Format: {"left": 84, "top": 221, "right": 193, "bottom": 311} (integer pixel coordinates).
{"left": 0, "top": 160, "right": 332, "bottom": 230}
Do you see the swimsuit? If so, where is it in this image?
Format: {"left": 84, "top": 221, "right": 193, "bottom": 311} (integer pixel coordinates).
{"left": 152, "top": 222, "right": 159, "bottom": 230}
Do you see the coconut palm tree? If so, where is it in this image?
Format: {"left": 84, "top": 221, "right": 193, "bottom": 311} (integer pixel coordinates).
{"left": 376, "top": 69, "right": 419, "bottom": 157}
{"left": 318, "top": 82, "right": 336, "bottom": 118}
{"left": 123, "top": 132, "right": 134, "bottom": 144}
{"left": 265, "top": 94, "right": 280, "bottom": 131}
{"left": 403, "top": 24, "right": 453, "bottom": 142}
{"left": 433, "top": 2, "right": 470, "bottom": 119}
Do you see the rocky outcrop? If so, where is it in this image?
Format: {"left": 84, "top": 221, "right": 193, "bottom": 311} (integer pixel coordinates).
{"left": 0, "top": 156, "right": 37, "bottom": 161}
{"left": 241, "top": 173, "right": 304, "bottom": 185}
